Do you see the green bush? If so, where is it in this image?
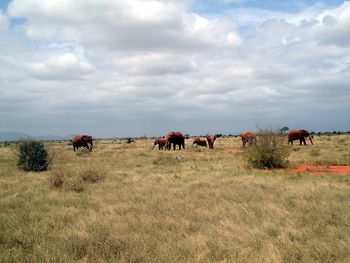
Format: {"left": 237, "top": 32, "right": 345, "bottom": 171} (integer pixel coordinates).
{"left": 244, "top": 128, "right": 290, "bottom": 169}
{"left": 17, "top": 140, "right": 50, "bottom": 172}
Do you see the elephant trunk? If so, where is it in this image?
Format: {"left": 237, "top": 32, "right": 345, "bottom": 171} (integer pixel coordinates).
{"left": 309, "top": 136, "right": 314, "bottom": 145}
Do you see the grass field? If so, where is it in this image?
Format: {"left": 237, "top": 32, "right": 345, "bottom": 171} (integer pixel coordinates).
{"left": 0, "top": 135, "right": 350, "bottom": 262}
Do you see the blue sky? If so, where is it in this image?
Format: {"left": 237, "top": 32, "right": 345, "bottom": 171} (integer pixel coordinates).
{"left": 0, "top": 0, "right": 350, "bottom": 137}
{"left": 193, "top": 0, "right": 345, "bottom": 13}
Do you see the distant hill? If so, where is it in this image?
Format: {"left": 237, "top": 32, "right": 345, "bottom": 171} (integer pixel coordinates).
{"left": 0, "top": 132, "right": 72, "bottom": 142}
{"left": 0, "top": 132, "right": 31, "bottom": 141}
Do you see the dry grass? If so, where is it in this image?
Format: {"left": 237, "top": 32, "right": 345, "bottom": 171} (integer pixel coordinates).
{"left": 0, "top": 136, "right": 349, "bottom": 262}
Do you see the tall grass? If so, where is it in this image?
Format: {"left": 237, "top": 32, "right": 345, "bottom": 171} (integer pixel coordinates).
{"left": 0, "top": 136, "right": 349, "bottom": 262}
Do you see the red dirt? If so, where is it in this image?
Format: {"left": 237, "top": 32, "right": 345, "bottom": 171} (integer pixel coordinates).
{"left": 291, "top": 165, "right": 350, "bottom": 175}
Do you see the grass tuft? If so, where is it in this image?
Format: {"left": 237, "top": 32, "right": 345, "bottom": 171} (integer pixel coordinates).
{"left": 80, "top": 168, "right": 106, "bottom": 183}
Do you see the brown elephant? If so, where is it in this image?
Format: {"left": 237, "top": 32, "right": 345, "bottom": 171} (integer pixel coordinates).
{"left": 206, "top": 134, "right": 216, "bottom": 149}
{"left": 152, "top": 138, "right": 168, "bottom": 150}
{"left": 241, "top": 131, "right": 257, "bottom": 147}
{"left": 288, "top": 129, "right": 313, "bottom": 145}
{"left": 72, "top": 135, "right": 93, "bottom": 151}
{"left": 164, "top": 131, "right": 185, "bottom": 150}
{"left": 193, "top": 137, "right": 207, "bottom": 147}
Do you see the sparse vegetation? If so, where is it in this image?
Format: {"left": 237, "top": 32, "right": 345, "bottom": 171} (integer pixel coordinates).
{"left": 244, "top": 128, "right": 290, "bottom": 168}
{"left": 17, "top": 140, "right": 50, "bottom": 172}
{"left": 76, "top": 148, "right": 91, "bottom": 156}
{"left": 1, "top": 135, "right": 350, "bottom": 262}
{"left": 50, "top": 166, "right": 106, "bottom": 191}
{"left": 80, "top": 167, "right": 106, "bottom": 183}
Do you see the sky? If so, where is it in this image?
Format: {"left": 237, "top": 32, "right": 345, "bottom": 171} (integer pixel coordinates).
{"left": 0, "top": 0, "right": 349, "bottom": 137}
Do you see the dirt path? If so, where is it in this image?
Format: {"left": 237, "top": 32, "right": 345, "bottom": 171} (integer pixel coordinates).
{"left": 291, "top": 165, "right": 350, "bottom": 175}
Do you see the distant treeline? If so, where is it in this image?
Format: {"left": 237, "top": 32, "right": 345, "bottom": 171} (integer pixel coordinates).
{"left": 1, "top": 131, "right": 350, "bottom": 144}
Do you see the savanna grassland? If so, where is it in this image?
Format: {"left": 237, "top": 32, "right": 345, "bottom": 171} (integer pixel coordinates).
{"left": 0, "top": 135, "right": 350, "bottom": 262}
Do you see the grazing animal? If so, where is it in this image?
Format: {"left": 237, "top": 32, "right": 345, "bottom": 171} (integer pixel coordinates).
{"left": 288, "top": 129, "right": 313, "bottom": 145}
{"left": 242, "top": 131, "right": 257, "bottom": 147}
{"left": 193, "top": 138, "right": 207, "bottom": 147}
{"left": 152, "top": 138, "right": 168, "bottom": 150}
{"left": 206, "top": 134, "right": 216, "bottom": 149}
{"left": 72, "top": 135, "right": 93, "bottom": 152}
{"left": 164, "top": 131, "right": 185, "bottom": 150}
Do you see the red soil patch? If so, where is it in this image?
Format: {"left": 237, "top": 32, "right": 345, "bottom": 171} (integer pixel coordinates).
{"left": 291, "top": 165, "right": 350, "bottom": 175}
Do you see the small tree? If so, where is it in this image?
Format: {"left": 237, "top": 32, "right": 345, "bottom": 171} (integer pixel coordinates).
{"left": 244, "top": 128, "right": 290, "bottom": 169}
{"left": 280, "top": 126, "right": 289, "bottom": 134}
{"left": 17, "top": 140, "right": 50, "bottom": 172}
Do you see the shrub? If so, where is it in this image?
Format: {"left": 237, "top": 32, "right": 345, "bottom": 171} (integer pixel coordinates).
{"left": 80, "top": 168, "right": 105, "bottom": 183}
{"left": 17, "top": 140, "right": 50, "bottom": 172}
{"left": 50, "top": 172, "right": 64, "bottom": 188}
{"left": 68, "top": 177, "right": 85, "bottom": 193}
{"left": 244, "top": 128, "right": 290, "bottom": 169}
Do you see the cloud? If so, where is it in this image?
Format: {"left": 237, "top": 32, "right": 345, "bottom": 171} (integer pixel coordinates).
{"left": 0, "top": 0, "right": 350, "bottom": 136}
{"left": 26, "top": 53, "right": 95, "bottom": 80}
{"left": 8, "top": 0, "right": 241, "bottom": 51}
{"left": 0, "top": 9, "right": 8, "bottom": 32}
{"left": 312, "top": 1, "right": 350, "bottom": 46}
{"left": 116, "top": 53, "right": 197, "bottom": 75}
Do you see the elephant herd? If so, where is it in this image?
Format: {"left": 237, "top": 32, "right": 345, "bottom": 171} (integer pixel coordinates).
{"left": 241, "top": 129, "right": 314, "bottom": 147}
{"left": 71, "top": 129, "right": 313, "bottom": 152}
{"left": 152, "top": 132, "right": 216, "bottom": 150}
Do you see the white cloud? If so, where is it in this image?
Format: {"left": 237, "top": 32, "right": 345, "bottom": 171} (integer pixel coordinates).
{"left": 1, "top": 0, "right": 350, "bottom": 136}
{"left": 116, "top": 53, "right": 196, "bottom": 75}
{"left": 27, "top": 53, "right": 95, "bottom": 80}
{"left": 312, "top": 1, "right": 350, "bottom": 46}
{"left": 8, "top": 0, "right": 241, "bottom": 51}
{"left": 0, "top": 9, "right": 8, "bottom": 32}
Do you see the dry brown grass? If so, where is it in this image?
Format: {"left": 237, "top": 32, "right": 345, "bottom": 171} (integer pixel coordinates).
{"left": 0, "top": 136, "right": 349, "bottom": 262}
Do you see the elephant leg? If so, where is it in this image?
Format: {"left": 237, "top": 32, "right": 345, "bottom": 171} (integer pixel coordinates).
{"left": 84, "top": 142, "right": 90, "bottom": 150}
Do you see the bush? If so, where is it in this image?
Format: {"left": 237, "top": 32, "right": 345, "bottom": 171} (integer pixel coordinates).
{"left": 80, "top": 168, "right": 105, "bottom": 183}
{"left": 51, "top": 172, "right": 64, "bottom": 188}
{"left": 17, "top": 140, "right": 50, "bottom": 172}
{"left": 244, "top": 128, "right": 290, "bottom": 169}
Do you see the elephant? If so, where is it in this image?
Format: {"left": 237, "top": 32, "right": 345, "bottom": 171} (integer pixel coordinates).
{"left": 152, "top": 138, "right": 168, "bottom": 150}
{"left": 72, "top": 135, "right": 93, "bottom": 151}
{"left": 241, "top": 131, "right": 257, "bottom": 147}
{"left": 206, "top": 134, "right": 216, "bottom": 149}
{"left": 164, "top": 131, "right": 185, "bottom": 150}
{"left": 288, "top": 129, "right": 313, "bottom": 145}
{"left": 193, "top": 137, "right": 207, "bottom": 147}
